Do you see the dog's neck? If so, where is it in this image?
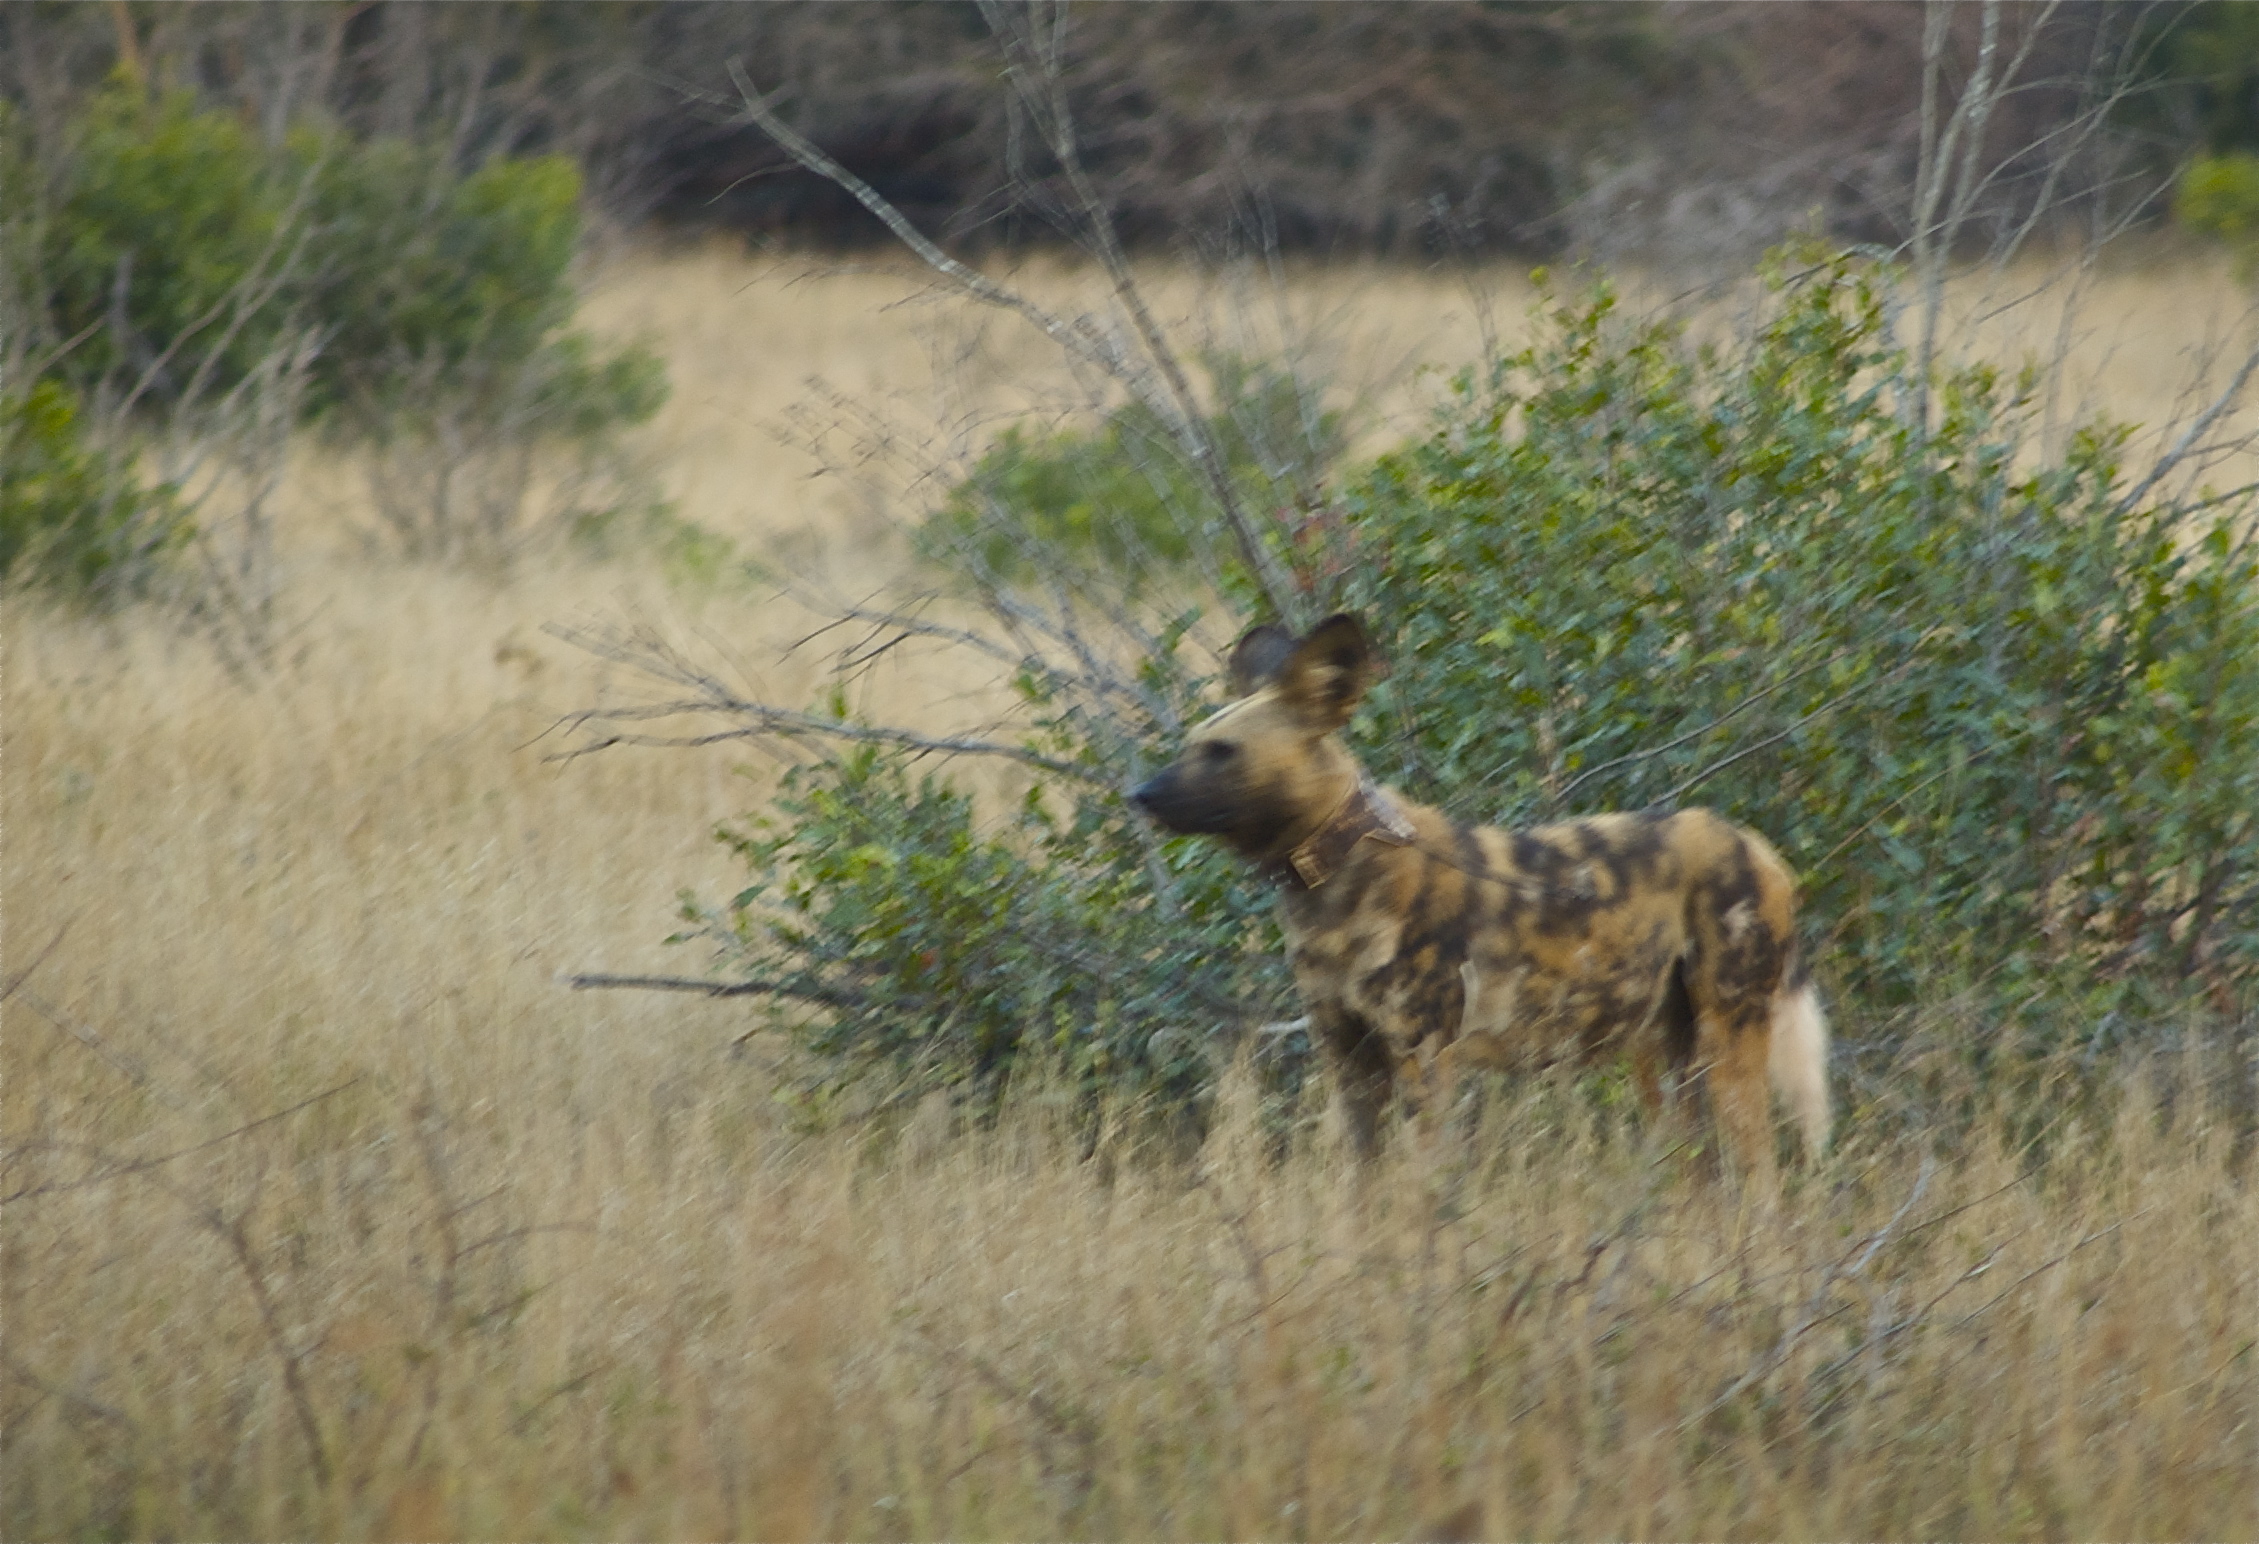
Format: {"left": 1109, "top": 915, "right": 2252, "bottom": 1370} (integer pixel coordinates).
{"left": 1262, "top": 766, "right": 1417, "bottom": 890}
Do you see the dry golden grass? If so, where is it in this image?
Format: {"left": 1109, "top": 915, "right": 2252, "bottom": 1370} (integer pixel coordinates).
{"left": 5, "top": 243, "right": 2258, "bottom": 1540}
{"left": 573, "top": 239, "right": 2259, "bottom": 560}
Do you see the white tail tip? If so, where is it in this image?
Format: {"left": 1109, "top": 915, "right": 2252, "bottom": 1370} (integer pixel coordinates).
{"left": 1770, "top": 982, "right": 1831, "bottom": 1158}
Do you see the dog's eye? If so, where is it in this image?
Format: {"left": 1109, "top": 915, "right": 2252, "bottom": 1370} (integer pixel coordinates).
{"left": 1203, "top": 741, "right": 1238, "bottom": 763}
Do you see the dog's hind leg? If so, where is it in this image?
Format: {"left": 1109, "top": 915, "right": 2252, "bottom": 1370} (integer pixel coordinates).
{"left": 1695, "top": 1011, "right": 1780, "bottom": 1199}
{"left": 1633, "top": 958, "right": 1699, "bottom": 1133}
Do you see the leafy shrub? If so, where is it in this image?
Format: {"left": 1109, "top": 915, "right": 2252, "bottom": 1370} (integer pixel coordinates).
{"left": 922, "top": 354, "right": 1340, "bottom": 585}
{"left": 18, "top": 83, "right": 671, "bottom": 570}
{"left": 0, "top": 379, "right": 186, "bottom": 599}
{"left": 44, "top": 86, "right": 293, "bottom": 402}
{"left": 1325, "top": 252, "right": 2259, "bottom": 1020}
{"left": 304, "top": 141, "right": 666, "bottom": 558}
{"left": 516, "top": 329, "right": 671, "bottom": 441}
{"left": 2177, "top": 152, "right": 2259, "bottom": 260}
{"left": 41, "top": 84, "right": 663, "bottom": 432}
{"left": 676, "top": 732, "right": 1286, "bottom": 1115}
{"left": 302, "top": 141, "right": 582, "bottom": 400}
{"left": 568, "top": 499, "right": 758, "bottom": 591}
{"left": 679, "top": 249, "right": 2256, "bottom": 1116}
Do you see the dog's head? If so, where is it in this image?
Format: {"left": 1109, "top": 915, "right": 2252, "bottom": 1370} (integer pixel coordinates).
{"left": 1129, "top": 613, "right": 1376, "bottom": 860}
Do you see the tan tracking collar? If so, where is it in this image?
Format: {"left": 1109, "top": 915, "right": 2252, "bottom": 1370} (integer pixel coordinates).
{"left": 1274, "top": 771, "right": 1417, "bottom": 890}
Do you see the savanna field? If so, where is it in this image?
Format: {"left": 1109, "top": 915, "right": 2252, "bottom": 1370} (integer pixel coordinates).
{"left": 6, "top": 242, "right": 2258, "bottom": 1541}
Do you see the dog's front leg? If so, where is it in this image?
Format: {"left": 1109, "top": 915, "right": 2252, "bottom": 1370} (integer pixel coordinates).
{"left": 1310, "top": 1003, "right": 1393, "bottom": 1159}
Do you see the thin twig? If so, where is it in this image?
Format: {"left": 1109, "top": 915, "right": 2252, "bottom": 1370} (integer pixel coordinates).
{"left": 2, "top": 1079, "right": 364, "bottom": 1205}
{"left": 723, "top": 47, "right": 1304, "bottom": 623}
{"left": 541, "top": 618, "right": 1105, "bottom": 783}
{"left": 1943, "top": 1212, "right": 2137, "bottom": 1331}
{"left": 2113, "top": 346, "right": 2259, "bottom": 519}
{"left": 3, "top": 1353, "right": 138, "bottom": 1433}
{"left": 215, "top": 1205, "right": 332, "bottom": 1486}
{"left": 14, "top": 986, "right": 162, "bottom": 1098}
{"left": 1662, "top": 658, "right": 1911, "bottom": 807}
{"left": 1678, "top": 1155, "right": 1935, "bottom": 1434}
{"left": 0, "top": 921, "right": 72, "bottom": 1005}
{"left": 552, "top": 713, "right": 1092, "bottom": 782}
{"left": 566, "top": 972, "right": 867, "bottom": 1012}
{"left": 722, "top": 59, "right": 1127, "bottom": 383}
{"left": 979, "top": 0, "right": 1307, "bottom": 623}
{"left": 1549, "top": 653, "right": 1843, "bottom": 811}
{"left": 1810, "top": 738, "right": 2009, "bottom": 874}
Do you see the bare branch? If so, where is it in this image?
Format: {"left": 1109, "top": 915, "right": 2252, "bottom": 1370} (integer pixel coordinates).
{"left": 3, "top": 1079, "right": 362, "bottom": 1203}
{"left": 1678, "top": 1156, "right": 1936, "bottom": 1434}
{"left": 0, "top": 920, "right": 71, "bottom": 1005}
{"left": 2113, "top": 346, "right": 2259, "bottom": 519}
{"left": 1909, "top": 0, "right": 2002, "bottom": 430}
{"left": 979, "top": 0, "right": 1308, "bottom": 624}
{"left": 1662, "top": 654, "right": 1922, "bottom": 808}
{"left": 543, "top": 617, "right": 1126, "bottom": 786}
{"left": 722, "top": 45, "right": 1306, "bottom": 624}
{"left": 3, "top": 1354, "right": 137, "bottom": 1433}
{"left": 216, "top": 1205, "right": 331, "bottom": 1485}
{"left": 720, "top": 60, "right": 1132, "bottom": 386}
{"left": 15, "top": 985, "right": 161, "bottom": 1097}
{"left": 566, "top": 972, "right": 866, "bottom": 1011}
{"left": 1548, "top": 652, "right": 1845, "bottom": 811}
{"left": 552, "top": 709, "right": 1097, "bottom": 783}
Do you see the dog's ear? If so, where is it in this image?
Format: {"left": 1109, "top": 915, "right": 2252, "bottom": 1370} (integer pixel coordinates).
{"left": 1277, "top": 613, "right": 1374, "bottom": 730}
{"left": 1225, "top": 622, "right": 1298, "bottom": 697}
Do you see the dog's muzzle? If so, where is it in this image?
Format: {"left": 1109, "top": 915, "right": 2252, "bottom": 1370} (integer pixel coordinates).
{"left": 1128, "top": 772, "right": 1212, "bottom": 834}
{"left": 1128, "top": 775, "right": 1174, "bottom": 824}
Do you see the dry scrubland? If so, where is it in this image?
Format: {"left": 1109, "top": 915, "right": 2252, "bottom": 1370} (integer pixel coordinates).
{"left": 5, "top": 243, "right": 2258, "bottom": 1539}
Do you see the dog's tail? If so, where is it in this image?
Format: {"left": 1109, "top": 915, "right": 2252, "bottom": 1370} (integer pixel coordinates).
{"left": 1768, "top": 957, "right": 1831, "bottom": 1160}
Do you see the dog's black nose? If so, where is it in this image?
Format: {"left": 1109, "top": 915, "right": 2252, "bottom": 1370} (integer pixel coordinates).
{"left": 1129, "top": 777, "right": 1162, "bottom": 810}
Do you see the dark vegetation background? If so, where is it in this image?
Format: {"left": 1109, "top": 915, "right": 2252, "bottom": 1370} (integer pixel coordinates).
{"left": 7, "top": 1, "right": 2259, "bottom": 259}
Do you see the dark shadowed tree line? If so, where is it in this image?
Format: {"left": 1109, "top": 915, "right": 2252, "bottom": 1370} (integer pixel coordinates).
{"left": 5, "top": 1, "right": 2256, "bottom": 261}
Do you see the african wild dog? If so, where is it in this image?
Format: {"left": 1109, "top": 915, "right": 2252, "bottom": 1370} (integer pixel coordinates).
{"left": 1131, "top": 613, "right": 1830, "bottom": 1187}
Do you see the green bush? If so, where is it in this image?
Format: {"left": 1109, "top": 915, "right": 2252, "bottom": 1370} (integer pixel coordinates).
{"left": 1327, "top": 252, "right": 2259, "bottom": 1020}
{"left": 45, "top": 85, "right": 291, "bottom": 400}
{"left": 2142, "top": 3, "right": 2259, "bottom": 158}
{"left": 681, "top": 249, "right": 2256, "bottom": 1116}
{"left": 303, "top": 140, "right": 580, "bottom": 390}
{"left": 18, "top": 83, "right": 669, "bottom": 573}
{"left": 39, "top": 84, "right": 663, "bottom": 437}
{"left": 299, "top": 136, "right": 670, "bottom": 434}
{"left": 2177, "top": 152, "right": 2259, "bottom": 258}
{"left": 677, "top": 730, "right": 1286, "bottom": 1115}
{"left": 921, "top": 354, "right": 1341, "bottom": 585}
{"left": 568, "top": 498, "right": 757, "bottom": 591}
{"left": 0, "top": 379, "right": 186, "bottom": 599}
